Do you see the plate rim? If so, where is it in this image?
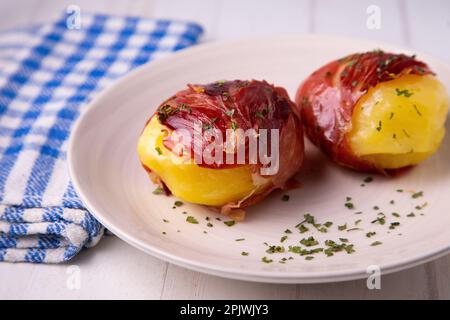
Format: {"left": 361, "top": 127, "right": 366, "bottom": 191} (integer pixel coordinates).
{"left": 68, "top": 34, "right": 450, "bottom": 284}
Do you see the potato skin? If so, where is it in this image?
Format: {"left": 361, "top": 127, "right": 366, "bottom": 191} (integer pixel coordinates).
{"left": 295, "top": 51, "right": 433, "bottom": 173}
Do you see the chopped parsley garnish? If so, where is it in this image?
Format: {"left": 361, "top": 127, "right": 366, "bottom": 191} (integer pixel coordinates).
{"left": 316, "top": 226, "right": 328, "bottom": 233}
{"left": 241, "top": 252, "right": 249, "bottom": 256}
{"left": 354, "top": 219, "right": 362, "bottom": 225}
{"left": 281, "top": 194, "right": 290, "bottom": 202}
{"left": 371, "top": 241, "right": 383, "bottom": 246}
{"left": 396, "top": 189, "right": 404, "bottom": 193}
{"left": 389, "top": 222, "right": 400, "bottom": 230}
{"left": 163, "top": 219, "right": 169, "bottom": 223}
{"left": 266, "top": 245, "right": 285, "bottom": 254}
{"left": 174, "top": 201, "right": 183, "bottom": 207}
{"left": 403, "top": 129, "right": 411, "bottom": 138}
{"left": 300, "top": 236, "right": 319, "bottom": 247}
{"left": 412, "top": 191, "right": 424, "bottom": 199}
{"left": 345, "top": 202, "right": 354, "bottom": 209}
{"left": 415, "top": 202, "right": 428, "bottom": 210}
{"left": 155, "top": 146, "right": 163, "bottom": 155}
{"left": 231, "top": 121, "right": 238, "bottom": 130}
{"left": 324, "top": 240, "right": 355, "bottom": 256}
{"left": 301, "top": 96, "right": 309, "bottom": 107}
{"left": 389, "top": 112, "right": 394, "bottom": 120}
{"left": 338, "top": 224, "right": 347, "bottom": 231}
{"left": 296, "top": 213, "right": 329, "bottom": 233}
{"left": 407, "top": 212, "right": 416, "bottom": 217}
{"left": 347, "top": 60, "right": 357, "bottom": 67}
{"left": 288, "top": 246, "right": 323, "bottom": 256}
{"left": 207, "top": 222, "right": 213, "bottom": 228}
{"left": 255, "top": 111, "right": 265, "bottom": 119}
{"left": 186, "top": 216, "right": 198, "bottom": 224}
{"left": 376, "top": 120, "right": 382, "bottom": 132}
{"left": 323, "top": 221, "right": 333, "bottom": 228}
{"left": 152, "top": 187, "right": 164, "bottom": 195}
{"left": 413, "top": 104, "right": 422, "bottom": 116}
{"left": 395, "top": 88, "right": 414, "bottom": 97}
{"left": 305, "top": 256, "right": 315, "bottom": 261}
{"left": 373, "top": 206, "right": 379, "bottom": 210}
{"left": 415, "top": 66, "right": 426, "bottom": 74}
{"left": 366, "top": 232, "right": 376, "bottom": 238}
{"left": 261, "top": 256, "right": 273, "bottom": 263}
{"left": 224, "top": 220, "right": 236, "bottom": 227}
{"left": 371, "top": 216, "right": 386, "bottom": 225}
{"left": 157, "top": 104, "right": 176, "bottom": 121}
{"left": 392, "top": 212, "right": 401, "bottom": 218}
{"left": 225, "top": 109, "right": 235, "bottom": 117}
{"left": 280, "top": 235, "right": 288, "bottom": 243}
{"left": 364, "top": 176, "right": 373, "bottom": 183}
{"left": 304, "top": 213, "right": 315, "bottom": 224}
{"left": 235, "top": 238, "right": 245, "bottom": 242}
{"left": 284, "top": 229, "right": 292, "bottom": 234}
{"left": 298, "top": 224, "right": 309, "bottom": 233}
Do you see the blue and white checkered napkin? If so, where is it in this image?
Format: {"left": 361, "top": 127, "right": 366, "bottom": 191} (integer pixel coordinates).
{"left": 0, "top": 13, "right": 203, "bottom": 263}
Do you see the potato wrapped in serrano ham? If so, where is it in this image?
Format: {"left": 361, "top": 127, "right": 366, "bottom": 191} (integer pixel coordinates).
{"left": 296, "top": 50, "right": 449, "bottom": 173}
{"left": 138, "top": 80, "right": 304, "bottom": 217}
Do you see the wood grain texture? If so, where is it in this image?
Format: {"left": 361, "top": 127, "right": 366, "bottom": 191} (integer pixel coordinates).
{"left": 0, "top": 0, "right": 449, "bottom": 300}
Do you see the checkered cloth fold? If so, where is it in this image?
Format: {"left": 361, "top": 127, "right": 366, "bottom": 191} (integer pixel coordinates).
{"left": 0, "top": 13, "right": 203, "bottom": 263}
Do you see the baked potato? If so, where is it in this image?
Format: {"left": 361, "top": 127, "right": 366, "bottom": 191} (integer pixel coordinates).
{"left": 296, "top": 50, "right": 449, "bottom": 173}
{"left": 138, "top": 80, "right": 304, "bottom": 217}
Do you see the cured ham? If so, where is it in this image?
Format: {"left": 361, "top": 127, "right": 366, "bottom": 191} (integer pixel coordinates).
{"left": 296, "top": 50, "right": 448, "bottom": 173}
{"left": 137, "top": 80, "right": 304, "bottom": 216}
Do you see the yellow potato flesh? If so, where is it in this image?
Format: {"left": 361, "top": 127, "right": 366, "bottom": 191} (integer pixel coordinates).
{"left": 137, "top": 116, "right": 267, "bottom": 206}
{"left": 348, "top": 74, "right": 449, "bottom": 169}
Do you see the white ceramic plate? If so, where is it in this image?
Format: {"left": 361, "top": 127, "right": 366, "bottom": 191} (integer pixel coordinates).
{"left": 68, "top": 35, "right": 450, "bottom": 283}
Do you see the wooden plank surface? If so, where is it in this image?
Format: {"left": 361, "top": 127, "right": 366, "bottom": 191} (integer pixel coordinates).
{"left": 0, "top": 0, "right": 449, "bottom": 299}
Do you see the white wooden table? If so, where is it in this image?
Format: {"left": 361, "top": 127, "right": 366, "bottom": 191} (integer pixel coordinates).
{"left": 1, "top": 0, "right": 450, "bottom": 299}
